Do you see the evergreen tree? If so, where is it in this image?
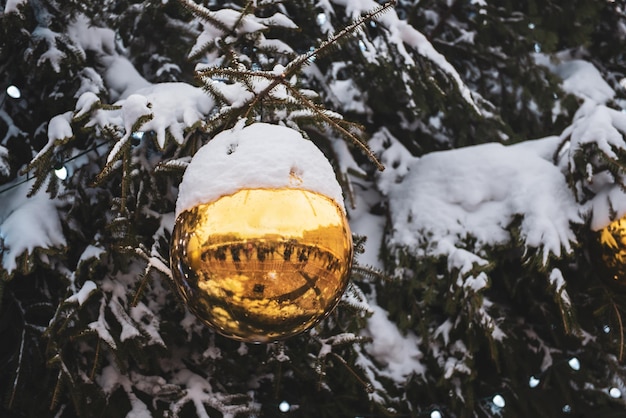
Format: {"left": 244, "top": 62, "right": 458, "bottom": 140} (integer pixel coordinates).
{"left": 2, "top": 0, "right": 626, "bottom": 417}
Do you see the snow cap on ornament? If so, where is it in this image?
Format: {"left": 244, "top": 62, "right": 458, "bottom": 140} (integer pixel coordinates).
{"left": 175, "top": 122, "right": 346, "bottom": 217}
{"left": 171, "top": 122, "right": 353, "bottom": 343}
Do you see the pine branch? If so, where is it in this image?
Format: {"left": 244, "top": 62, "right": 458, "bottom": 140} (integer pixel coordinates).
{"left": 177, "top": 0, "right": 232, "bottom": 34}
{"left": 154, "top": 158, "right": 190, "bottom": 174}
{"left": 340, "top": 282, "right": 372, "bottom": 313}
{"left": 283, "top": 82, "right": 384, "bottom": 170}
{"left": 188, "top": 39, "right": 217, "bottom": 62}
{"left": 327, "top": 352, "right": 374, "bottom": 394}
{"left": 351, "top": 265, "right": 391, "bottom": 282}
{"left": 197, "top": 66, "right": 277, "bottom": 82}
{"left": 284, "top": 0, "right": 397, "bottom": 79}
{"left": 132, "top": 266, "right": 153, "bottom": 307}
{"left": 202, "top": 106, "right": 244, "bottom": 135}
{"left": 130, "top": 245, "right": 173, "bottom": 280}
{"left": 26, "top": 154, "right": 54, "bottom": 197}
{"left": 339, "top": 170, "right": 356, "bottom": 209}
{"left": 120, "top": 144, "right": 131, "bottom": 215}
{"left": 232, "top": 0, "right": 256, "bottom": 35}
{"left": 199, "top": 78, "right": 231, "bottom": 105}
{"left": 190, "top": 1, "right": 391, "bottom": 170}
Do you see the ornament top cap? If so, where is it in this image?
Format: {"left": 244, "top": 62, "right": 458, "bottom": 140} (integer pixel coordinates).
{"left": 176, "top": 122, "right": 346, "bottom": 216}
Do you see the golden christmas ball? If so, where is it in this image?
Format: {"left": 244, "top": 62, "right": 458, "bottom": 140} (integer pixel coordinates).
{"left": 171, "top": 188, "right": 353, "bottom": 342}
{"left": 170, "top": 123, "right": 353, "bottom": 342}
{"left": 596, "top": 216, "right": 626, "bottom": 288}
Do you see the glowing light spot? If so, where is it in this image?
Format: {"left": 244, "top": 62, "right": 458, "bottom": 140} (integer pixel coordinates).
{"left": 604, "top": 324, "right": 611, "bottom": 334}
{"left": 562, "top": 404, "right": 571, "bottom": 413}
{"left": 54, "top": 166, "right": 68, "bottom": 180}
{"left": 568, "top": 357, "right": 580, "bottom": 371}
{"left": 492, "top": 394, "right": 505, "bottom": 408}
{"left": 610, "top": 387, "right": 622, "bottom": 398}
{"left": 430, "top": 410, "right": 442, "bottom": 418}
{"left": 529, "top": 376, "right": 540, "bottom": 388}
{"left": 279, "top": 401, "right": 290, "bottom": 413}
{"left": 6, "top": 85, "right": 20, "bottom": 99}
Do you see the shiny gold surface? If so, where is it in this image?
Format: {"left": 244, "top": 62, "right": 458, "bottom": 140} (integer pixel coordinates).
{"left": 170, "top": 188, "right": 353, "bottom": 342}
{"left": 598, "top": 217, "right": 626, "bottom": 285}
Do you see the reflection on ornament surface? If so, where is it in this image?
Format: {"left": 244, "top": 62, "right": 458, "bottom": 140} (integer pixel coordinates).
{"left": 170, "top": 188, "right": 353, "bottom": 342}
{"left": 597, "top": 217, "right": 626, "bottom": 286}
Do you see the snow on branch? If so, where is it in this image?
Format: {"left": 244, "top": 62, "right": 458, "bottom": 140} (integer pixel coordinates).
{"left": 330, "top": 0, "right": 479, "bottom": 113}
{"left": 67, "top": 14, "right": 214, "bottom": 147}
{"left": 182, "top": 0, "right": 295, "bottom": 63}
{"left": 340, "top": 281, "right": 373, "bottom": 313}
{"left": 88, "top": 299, "right": 117, "bottom": 350}
{"left": 99, "top": 364, "right": 162, "bottom": 417}
{"left": 362, "top": 305, "right": 425, "bottom": 382}
{"left": 0, "top": 109, "right": 26, "bottom": 144}
{"left": 537, "top": 54, "right": 626, "bottom": 231}
{"left": 555, "top": 101, "right": 626, "bottom": 230}
{"left": 384, "top": 137, "right": 582, "bottom": 265}
{"left": 20, "top": 13, "right": 215, "bottom": 202}
{"left": 286, "top": 1, "right": 396, "bottom": 73}
{"left": 94, "top": 82, "right": 213, "bottom": 175}
{"left": 548, "top": 268, "right": 577, "bottom": 335}
{"left": 561, "top": 102, "right": 626, "bottom": 172}
{"left": 369, "top": 128, "right": 415, "bottom": 196}
{"left": 109, "top": 297, "right": 142, "bottom": 342}
{"left": 0, "top": 146, "right": 9, "bottom": 179}
{"left": 352, "top": 347, "right": 391, "bottom": 405}
{"left": 536, "top": 54, "right": 615, "bottom": 105}
{"left": 0, "top": 179, "right": 66, "bottom": 277}
{"left": 64, "top": 281, "right": 98, "bottom": 306}
{"left": 28, "top": 26, "right": 71, "bottom": 72}
{"left": 3, "top": 0, "right": 27, "bottom": 14}
{"left": 172, "top": 369, "right": 259, "bottom": 418}
{"left": 188, "top": 0, "right": 388, "bottom": 170}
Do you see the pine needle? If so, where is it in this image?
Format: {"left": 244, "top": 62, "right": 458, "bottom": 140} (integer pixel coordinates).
{"left": 8, "top": 327, "right": 26, "bottom": 408}
{"left": 49, "top": 370, "right": 64, "bottom": 411}
{"left": 327, "top": 352, "right": 374, "bottom": 393}
{"left": 89, "top": 339, "right": 101, "bottom": 381}
{"left": 611, "top": 300, "right": 625, "bottom": 362}
{"left": 131, "top": 267, "right": 153, "bottom": 307}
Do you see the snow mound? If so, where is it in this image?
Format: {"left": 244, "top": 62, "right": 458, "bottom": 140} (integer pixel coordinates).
{"left": 386, "top": 138, "right": 582, "bottom": 264}
{"left": 176, "top": 123, "right": 345, "bottom": 215}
